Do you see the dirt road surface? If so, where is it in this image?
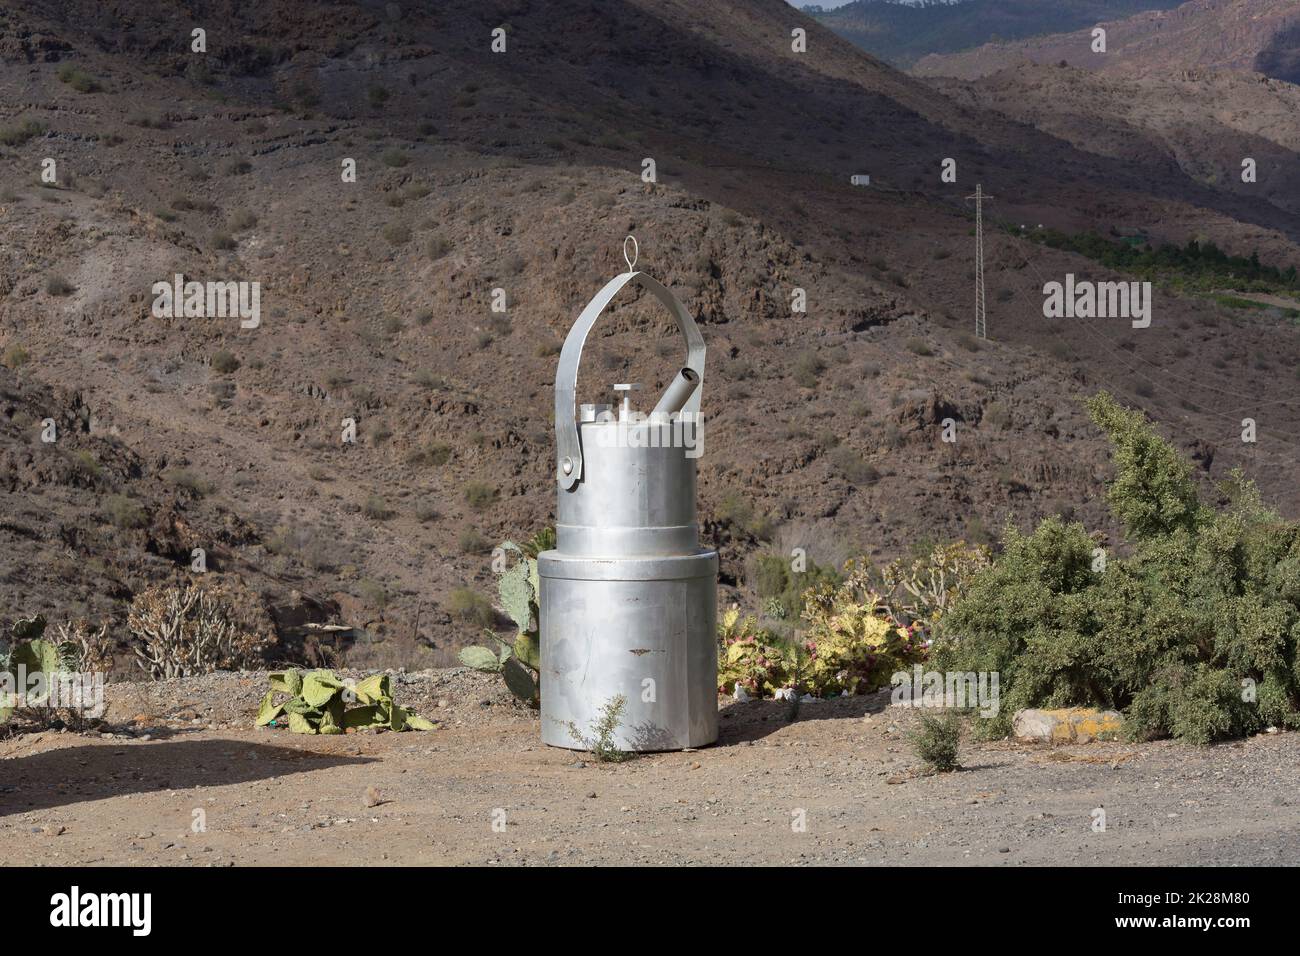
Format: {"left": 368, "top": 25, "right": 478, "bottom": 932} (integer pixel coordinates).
{"left": 2, "top": 670, "right": 1297, "bottom": 866}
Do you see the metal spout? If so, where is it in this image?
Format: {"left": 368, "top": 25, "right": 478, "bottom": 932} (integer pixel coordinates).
{"left": 651, "top": 367, "right": 700, "bottom": 418}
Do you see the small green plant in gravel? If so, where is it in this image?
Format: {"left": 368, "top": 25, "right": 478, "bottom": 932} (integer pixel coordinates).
{"left": 568, "top": 694, "right": 633, "bottom": 763}
{"left": 911, "top": 711, "right": 962, "bottom": 772}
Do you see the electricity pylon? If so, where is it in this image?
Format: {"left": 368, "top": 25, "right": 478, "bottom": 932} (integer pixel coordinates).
{"left": 967, "top": 184, "right": 994, "bottom": 339}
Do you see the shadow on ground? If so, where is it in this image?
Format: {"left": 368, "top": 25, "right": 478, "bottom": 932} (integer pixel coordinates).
{"left": 0, "top": 738, "right": 375, "bottom": 816}
{"left": 716, "top": 691, "right": 893, "bottom": 746}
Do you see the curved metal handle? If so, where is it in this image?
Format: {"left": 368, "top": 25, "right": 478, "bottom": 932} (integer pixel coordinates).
{"left": 554, "top": 271, "right": 706, "bottom": 489}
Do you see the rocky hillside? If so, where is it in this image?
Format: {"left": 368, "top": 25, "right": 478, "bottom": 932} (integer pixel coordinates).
{"left": 914, "top": 0, "right": 1300, "bottom": 81}
{"left": 807, "top": 0, "right": 1183, "bottom": 68}
{"left": 932, "top": 63, "right": 1300, "bottom": 216}
{"left": 2, "top": 0, "right": 1299, "bottom": 672}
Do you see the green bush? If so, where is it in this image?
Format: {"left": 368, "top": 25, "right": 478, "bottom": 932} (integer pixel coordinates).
{"left": 463, "top": 481, "right": 497, "bottom": 510}
{"left": 448, "top": 587, "right": 496, "bottom": 629}
{"left": 751, "top": 551, "right": 839, "bottom": 621}
{"left": 129, "top": 113, "right": 170, "bottom": 130}
{"left": 829, "top": 446, "right": 879, "bottom": 485}
{"left": 457, "top": 527, "right": 490, "bottom": 554}
{"left": 171, "top": 196, "right": 217, "bottom": 213}
{"left": 56, "top": 64, "right": 100, "bottom": 93}
{"left": 407, "top": 442, "right": 451, "bottom": 466}
{"left": 1020, "top": 228, "right": 1300, "bottom": 295}
{"left": 228, "top": 209, "right": 258, "bottom": 231}
{"left": 0, "top": 118, "right": 45, "bottom": 146}
{"left": 935, "top": 391, "right": 1300, "bottom": 743}
{"left": 2, "top": 343, "right": 30, "bottom": 368}
{"left": 104, "top": 494, "right": 146, "bottom": 529}
{"left": 73, "top": 450, "right": 101, "bottom": 480}
{"left": 361, "top": 495, "right": 392, "bottom": 520}
{"left": 165, "top": 468, "right": 215, "bottom": 497}
{"left": 357, "top": 578, "right": 389, "bottom": 608}
{"left": 567, "top": 695, "right": 631, "bottom": 762}
{"left": 911, "top": 712, "right": 962, "bottom": 772}
{"left": 792, "top": 351, "right": 824, "bottom": 388}
{"left": 1088, "top": 390, "right": 1201, "bottom": 539}
{"left": 715, "top": 490, "right": 773, "bottom": 541}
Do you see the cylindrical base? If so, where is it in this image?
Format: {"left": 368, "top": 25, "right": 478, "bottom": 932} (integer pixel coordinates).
{"left": 538, "top": 550, "right": 718, "bottom": 751}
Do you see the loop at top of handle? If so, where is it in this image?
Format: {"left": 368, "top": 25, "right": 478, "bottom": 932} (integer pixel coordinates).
{"left": 554, "top": 271, "right": 705, "bottom": 490}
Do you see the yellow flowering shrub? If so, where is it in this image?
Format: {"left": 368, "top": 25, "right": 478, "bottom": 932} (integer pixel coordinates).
{"left": 716, "top": 608, "right": 789, "bottom": 696}
{"left": 800, "top": 560, "right": 927, "bottom": 695}
{"left": 717, "top": 559, "right": 927, "bottom": 698}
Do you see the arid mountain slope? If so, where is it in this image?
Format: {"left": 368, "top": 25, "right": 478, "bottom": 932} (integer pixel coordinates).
{"left": 914, "top": 0, "right": 1300, "bottom": 81}
{"left": 932, "top": 63, "right": 1300, "bottom": 216}
{"left": 808, "top": 0, "right": 1183, "bottom": 68}
{"left": 2, "top": 0, "right": 1299, "bottom": 670}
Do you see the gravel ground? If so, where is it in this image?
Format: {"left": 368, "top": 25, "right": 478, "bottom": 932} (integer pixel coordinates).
{"left": 1, "top": 669, "right": 1297, "bottom": 866}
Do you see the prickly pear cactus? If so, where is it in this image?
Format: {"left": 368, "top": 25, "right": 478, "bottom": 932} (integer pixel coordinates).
{"left": 499, "top": 562, "right": 535, "bottom": 633}
{"left": 456, "top": 536, "right": 545, "bottom": 707}
{"left": 2, "top": 614, "right": 76, "bottom": 723}
{"left": 256, "top": 668, "right": 436, "bottom": 734}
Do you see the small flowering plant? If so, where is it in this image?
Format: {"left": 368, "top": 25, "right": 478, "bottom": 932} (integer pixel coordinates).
{"left": 717, "top": 608, "right": 789, "bottom": 696}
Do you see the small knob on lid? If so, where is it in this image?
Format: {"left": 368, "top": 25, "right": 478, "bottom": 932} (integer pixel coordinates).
{"left": 612, "top": 383, "right": 642, "bottom": 421}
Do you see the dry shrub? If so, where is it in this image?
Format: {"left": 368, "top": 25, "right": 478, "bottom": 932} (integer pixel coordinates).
{"left": 52, "top": 619, "right": 115, "bottom": 675}
{"left": 129, "top": 580, "right": 274, "bottom": 679}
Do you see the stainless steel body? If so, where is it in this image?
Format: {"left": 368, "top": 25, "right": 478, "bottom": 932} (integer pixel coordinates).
{"left": 539, "top": 550, "right": 718, "bottom": 750}
{"left": 539, "top": 257, "right": 718, "bottom": 751}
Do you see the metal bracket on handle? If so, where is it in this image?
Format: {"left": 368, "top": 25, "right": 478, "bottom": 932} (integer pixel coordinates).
{"left": 554, "top": 271, "right": 706, "bottom": 490}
